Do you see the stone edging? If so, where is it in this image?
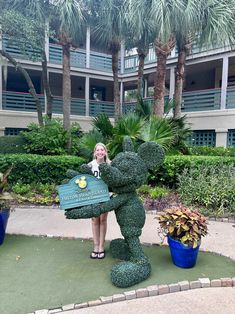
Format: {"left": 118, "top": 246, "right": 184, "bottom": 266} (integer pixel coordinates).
{"left": 30, "top": 277, "right": 235, "bottom": 314}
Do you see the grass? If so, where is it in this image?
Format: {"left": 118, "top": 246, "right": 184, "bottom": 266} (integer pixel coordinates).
{"left": 0, "top": 235, "right": 235, "bottom": 314}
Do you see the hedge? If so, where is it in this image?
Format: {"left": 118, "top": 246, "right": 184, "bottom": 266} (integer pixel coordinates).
{"left": 1, "top": 154, "right": 235, "bottom": 188}
{"left": 150, "top": 155, "right": 235, "bottom": 187}
{"left": 0, "top": 154, "right": 85, "bottom": 185}
{"left": 0, "top": 136, "right": 27, "bottom": 154}
{"left": 188, "top": 146, "right": 235, "bottom": 157}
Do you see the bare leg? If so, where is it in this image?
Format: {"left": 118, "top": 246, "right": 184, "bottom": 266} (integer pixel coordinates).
{"left": 91, "top": 217, "right": 100, "bottom": 256}
{"left": 98, "top": 213, "right": 108, "bottom": 253}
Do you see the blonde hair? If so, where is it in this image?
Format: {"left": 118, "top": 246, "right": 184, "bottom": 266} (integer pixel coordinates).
{"left": 93, "top": 143, "right": 111, "bottom": 164}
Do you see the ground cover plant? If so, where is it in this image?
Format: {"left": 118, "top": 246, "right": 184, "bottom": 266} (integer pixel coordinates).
{"left": 1, "top": 235, "right": 235, "bottom": 314}
{"left": 177, "top": 164, "right": 235, "bottom": 217}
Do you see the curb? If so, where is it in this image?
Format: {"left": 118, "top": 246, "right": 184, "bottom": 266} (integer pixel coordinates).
{"left": 31, "top": 277, "right": 235, "bottom": 314}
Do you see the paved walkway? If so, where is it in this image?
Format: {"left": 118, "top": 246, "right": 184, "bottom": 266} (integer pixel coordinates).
{"left": 7, "top": 207, "right": 235, "bottom": 313}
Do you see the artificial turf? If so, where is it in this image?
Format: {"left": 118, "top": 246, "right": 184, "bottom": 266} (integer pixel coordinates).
{"left": 0, "top": 235, "right": 235, "bottom": 314}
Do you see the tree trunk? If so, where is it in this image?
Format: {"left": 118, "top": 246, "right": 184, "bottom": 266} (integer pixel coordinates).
{"left": 137, "top": 48, "right": 147, "bottom": 97}
{"left": 111, "top": 42, "right": 121, "bottom": 122}
{"left": 154, "top": 51, "right": 167, "bottom": 117}
{"left": 174, "top": 48, "right": 187, "bottom": 118}
{"left": 0, "top": 49, "right": 44, "bottom": 126}
{"left": 154, "top": 36, "right": 175, "bottom": 117}
{"left": 62, "top": 42, "right": 71, "bottom": 130}
{"left": 41, "top": 50, "right": 53, "bottom": 119}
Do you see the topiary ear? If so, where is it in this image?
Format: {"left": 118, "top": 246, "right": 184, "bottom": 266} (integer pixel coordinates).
{"left": 123, "top": 136, "right": 135, "bottom": 152}
{"left": 137, "top": 142, "right": 164, "bottom": 170}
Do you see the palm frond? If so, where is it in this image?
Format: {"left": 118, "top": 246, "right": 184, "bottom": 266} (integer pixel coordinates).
{"left": 92, "top": 113, "right": 114, "bottom": 139}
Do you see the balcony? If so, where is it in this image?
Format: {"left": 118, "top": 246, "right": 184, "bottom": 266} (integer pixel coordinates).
{"left": 2, "top": 38, "right": 228, "bottom": 74}
{"left": 2, "top": 91, "right": 115, "bottom": 117}
{"left": 2, "top": 88, "right": 235, "bottom": 118}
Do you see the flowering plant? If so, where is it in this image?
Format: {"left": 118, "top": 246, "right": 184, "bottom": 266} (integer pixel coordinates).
{"left": 157, "top": 206, "right": 208, "bottom": 248}
{"left": 0, "top": 167, "right": 14, "bottom": 211}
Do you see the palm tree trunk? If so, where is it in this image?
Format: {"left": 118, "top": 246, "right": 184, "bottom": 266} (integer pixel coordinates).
{"left": 174, "top": 48, "right": 186, "bottom": 118}
{"left": 154, "top": 51, "right": 167, "bottom": 117}
{"left": 0, "top": 49, "right": 44, "bottom": 126}
{"left": 41, "top": 50, "right": 53, "bottom": 119}
{"left": 137, "top": 48, "right": 147, "bottom": 97}
{"left": 154, "top": 36, "right": 175, "bottom": 117}
{"left": 111, "top": 43, "right": 121, "bottom": 122}
{"left": 62, "top": 42, "right": 71, "bottom": 130}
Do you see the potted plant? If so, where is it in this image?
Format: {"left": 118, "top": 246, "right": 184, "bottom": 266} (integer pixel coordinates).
{"left": 0, "top": 167, "right": 14, "bottom": 245}
{"left": 157, "top": 206, "right": 208, "bottom": 268}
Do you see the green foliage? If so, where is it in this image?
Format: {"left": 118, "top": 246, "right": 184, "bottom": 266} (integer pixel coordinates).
{"left": 139, "top": 115, "right": 175, "bottom": 151}
{"left": 177, "top": 165, "right": 235, "bottom": 216}
{"left": 158, "top": 206, "right": 208, "bottom": 248}
{"left": 0, "top": 154, "right": 84, "bottom": 185}
{"left": 20, "top": 118, "right": 82, "bottom": 155}
{"left": 0, "top": 136, "right": 27, "bottom": 154}
{"left": 138, "top": 185, "right": 169, "bottom": 199}
{"left": 108, "top": 113, "right": 145, "bottom": 157}
{"left": 189, "top": 146, "right": 235, "bottom": 157}
{"left": 12, "top": 182, "right": 58, "bottom": 205}
{"left": 92, "top": 113, "right": 114, "bottom": 139}
{"left": 150, "top": 155, "right": 235, "bottom": 188}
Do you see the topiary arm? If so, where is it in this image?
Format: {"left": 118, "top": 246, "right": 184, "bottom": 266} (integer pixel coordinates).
{"left": 79, "top": 164, "right": 93, "bottom": 175}
{"left": 65, "top": 194, "right": 130, "bottom": 219}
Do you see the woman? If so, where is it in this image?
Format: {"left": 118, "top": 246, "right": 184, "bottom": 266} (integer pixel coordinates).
{"left": 88, "top": 143, "right": 111, "bottom": 259}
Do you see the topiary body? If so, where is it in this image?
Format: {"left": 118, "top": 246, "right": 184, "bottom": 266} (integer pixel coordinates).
{"left": 65, "top": 137, "right": 164, "bottom": 287}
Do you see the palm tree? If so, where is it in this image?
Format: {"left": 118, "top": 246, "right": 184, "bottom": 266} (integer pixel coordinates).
{"left": 51, "top": 0, "right": 86, "bottom": 130}
{"left": 8, "top": 0, "right": 54, "bottom": 119}
{"left": 173, "top": 0, "right": 235, "bottom": 118}
{"left": 125, "top": 0, "right": 155, "bottom": 97}
{"left": 88, "top": 0, "right": 128, "bottom": 121}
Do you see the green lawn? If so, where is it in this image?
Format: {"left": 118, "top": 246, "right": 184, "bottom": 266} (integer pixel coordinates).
{"left": 1, "top": 235, "right": 235, "bottom": 314}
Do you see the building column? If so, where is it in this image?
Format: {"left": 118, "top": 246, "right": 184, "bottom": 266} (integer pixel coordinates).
{"left": 169, "top": 67, "right": 175, "bottom": 99}
{"left": 120, "top": 41, "right": 125, "bottom": 74}
{"left": 216, "top": 129, "right": 228, "bottom": 147}
{"left": 86, "top": 27, "right": 90, "bottom": 69}
{"left": 220, "top": 55, "right": 229, "bottom": 110}
{"left": 144, "top": 79, "right": 148, "bottom": 98}
{"left": 45, "top": 21, "right": 50, "bottom": 62}
{"left": 44, "top": 21, "right": 50, "bottom": 114}
{"left": 85, "top": 76, "right": 90, "bottom": 116}
{"left": 120, "top": 81, "right": 123, "bottom": 113}
{"left": 0, "top": 26, "right": 2, "bottom": 110}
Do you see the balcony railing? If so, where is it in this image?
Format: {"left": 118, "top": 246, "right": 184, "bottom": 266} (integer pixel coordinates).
{"left": 181, "top": 88, "right": 221, "bottom": 111}
{"left": 2, "top": 91, "right": 45, "bottom": 112}
{"left": 2, "top": 91, "right": 113, "bottom": 117}
{"left": 2, "top": 88, "right": 235, "bottom": 117}
{"left": 226, "top": 87, "right": 235, "bottom": 109}
{"left": 2, "top": 37, "right": 227, "bottom": 74}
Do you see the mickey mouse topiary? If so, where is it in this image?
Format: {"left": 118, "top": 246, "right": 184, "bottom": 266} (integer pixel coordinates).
{"left": 65, "top": 137, "right": 164, "bottom": 288}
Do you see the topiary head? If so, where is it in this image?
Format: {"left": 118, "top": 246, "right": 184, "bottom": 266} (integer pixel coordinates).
{"left": 99, "top": 137, "right": 164, "bottom": 193}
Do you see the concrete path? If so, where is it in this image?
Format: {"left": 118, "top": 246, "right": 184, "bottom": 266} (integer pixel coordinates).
{"left": 6, "top": 207, "right": 235, "bottom": 314}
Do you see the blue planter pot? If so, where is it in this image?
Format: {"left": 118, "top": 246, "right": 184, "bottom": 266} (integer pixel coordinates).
{"left": 0, "top": 209, "right": 10, "bottom": 245}
{"left": 167, "top": 236, "right": 200, "bottom": 268}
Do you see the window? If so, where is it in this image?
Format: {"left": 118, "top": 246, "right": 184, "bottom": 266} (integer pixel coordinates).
{"left": 189, "top": 130, "right": 216, "bottom": 146}
{"left": 4, "top": 128, "right": 27, "bottom": 136}
{"left": 227, "top": 129, "right": 235, "bottom": 147}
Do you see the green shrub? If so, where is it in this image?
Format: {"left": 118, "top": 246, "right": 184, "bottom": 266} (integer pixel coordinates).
{"left": 0, "top": 136, "right": 27, "bottom": 154}
{"left": 20, "top": 118, "right": 82, "bottom": 155}
{"left": 149, "top": 155, "right": 235, "bottom": 187}
{"left": 177, "top": 164, "right": 235, "bottom": 216}
{"left": 0, "top": 154, "right": 84, "bottom": 185}
{"left": 189, "top": 146, "right": 235, "bottom": 157}
{"left": 138, "top": 185, "right": 169, "bottom": 199}
{"left": 12, "top": 182, "right": 58, "bottom": 205}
